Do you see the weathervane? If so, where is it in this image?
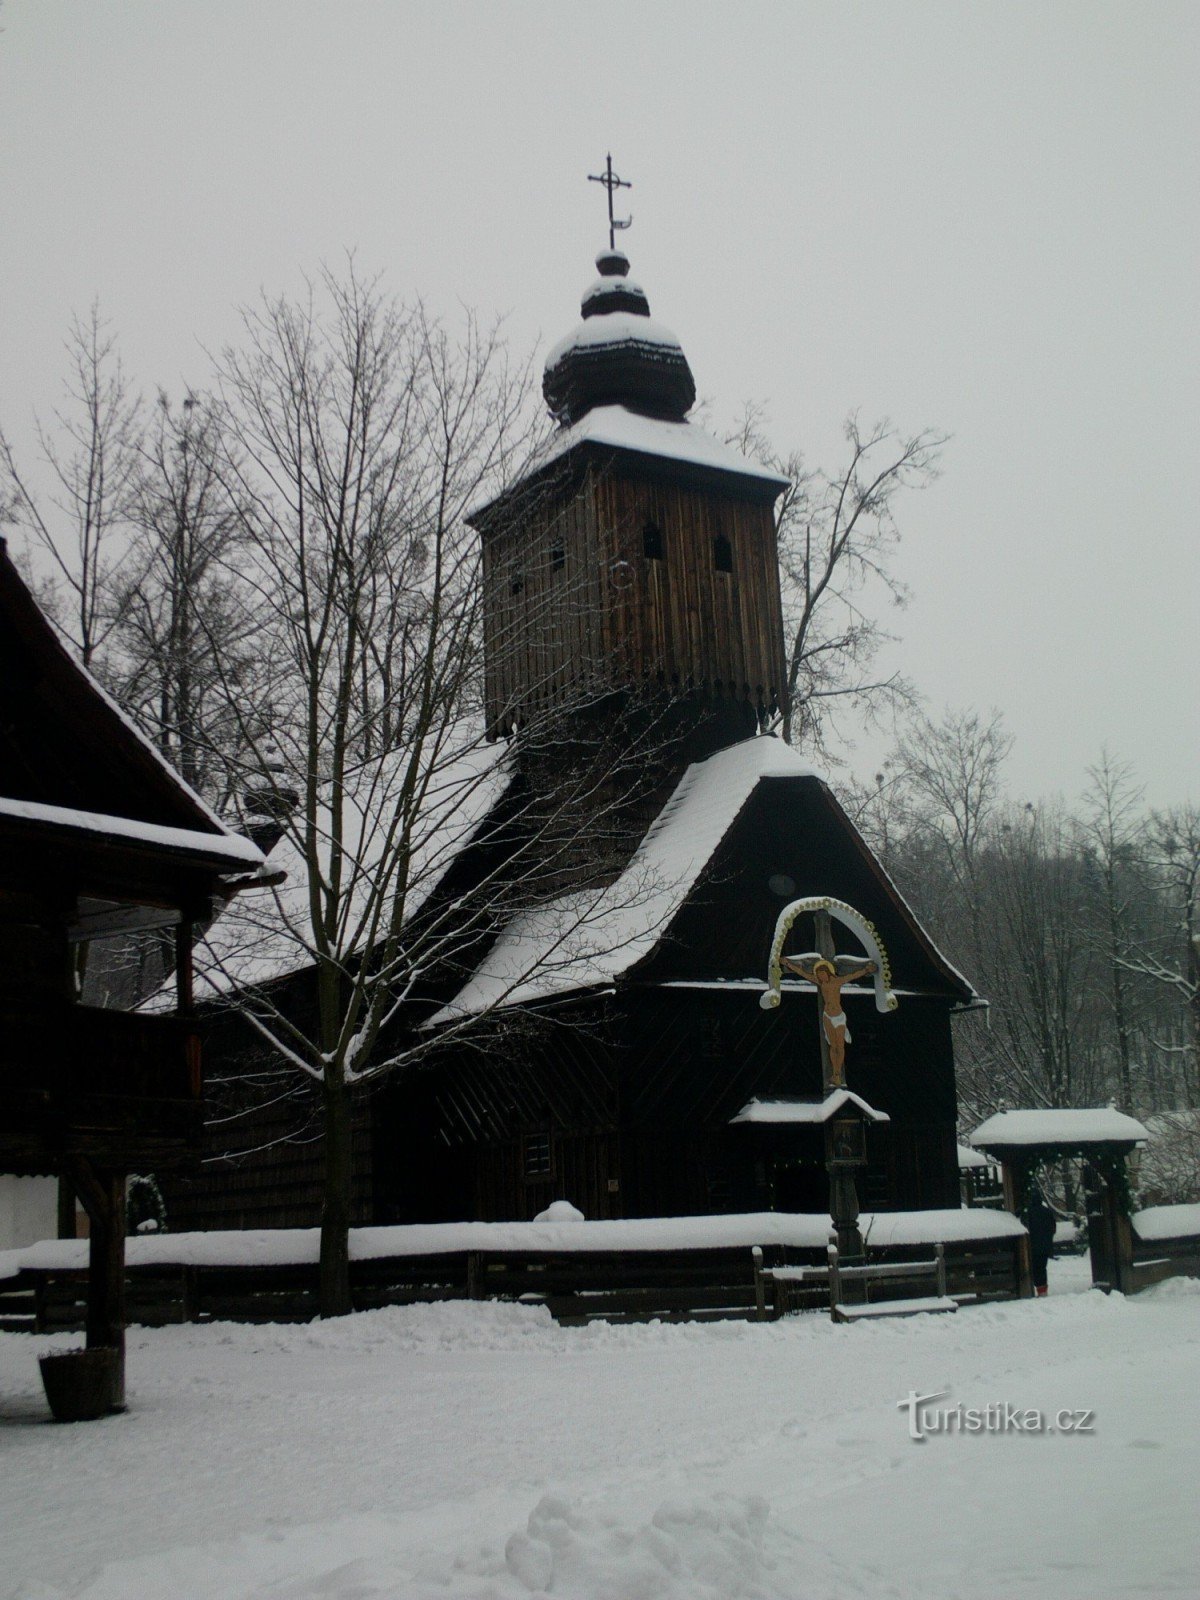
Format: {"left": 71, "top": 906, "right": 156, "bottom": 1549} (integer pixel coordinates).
{"left": 588, "top": 153, "right": 632, "bottom": 250}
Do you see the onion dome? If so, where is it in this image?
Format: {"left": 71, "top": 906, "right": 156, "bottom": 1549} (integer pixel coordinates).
{"left": 543, "top": 251, "right": 696, "bottom": 425}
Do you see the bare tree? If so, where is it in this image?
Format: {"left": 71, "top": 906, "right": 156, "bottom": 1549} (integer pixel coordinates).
{"left": 732, "top": 410, "right": 945, "bottom": 753}
{"left": 198, "top": 268, "right": 681, "bottom": 1314}
{"left": 896, "top": 705, "right": 1013, "bottom": 973}
{"left": 106, "top": 391, "right": 262, "bottom": 804}
{"left": 0, "top": 304, "right": 140, "bottom": 666}
{"left": 1121, "top": 806, "right": 1200, "bottom": 1107}
{"left": 979, "top": 801, "right": 1105, "bottom": 1113}
{"left": 1079, "top": 752, "right": 1149, "bottom": 1110}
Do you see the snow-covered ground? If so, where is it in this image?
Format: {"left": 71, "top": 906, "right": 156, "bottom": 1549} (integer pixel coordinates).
{"left": 1, "top": 1258, "right": 1197, "bottom": 1599}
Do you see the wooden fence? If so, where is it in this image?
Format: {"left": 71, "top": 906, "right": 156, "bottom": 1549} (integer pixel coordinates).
{"left": 0, "top": 1234, "right": 1023, "bottom": 1331}
{"left": 1129, "top": 1226, "right": 1200, "bottom": 1294}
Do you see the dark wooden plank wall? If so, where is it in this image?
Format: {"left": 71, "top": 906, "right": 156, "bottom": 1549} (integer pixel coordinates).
{"left": 482, "top": 463, "right": 786, "bottom": 732}
{"left": 160, "top": 1023, "right": 375, "bottom": 1232}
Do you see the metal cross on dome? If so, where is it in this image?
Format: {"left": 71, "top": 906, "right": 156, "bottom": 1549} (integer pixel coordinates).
{"left": 588, "top": 154, "right": 632, "bottom": 250}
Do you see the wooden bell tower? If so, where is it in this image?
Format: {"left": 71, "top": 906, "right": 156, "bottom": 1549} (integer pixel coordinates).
{"left": 469, "top": 204, "right": 790, "bottom": 761}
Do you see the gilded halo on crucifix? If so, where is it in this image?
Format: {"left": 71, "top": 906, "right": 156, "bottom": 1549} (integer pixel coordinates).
{"left": 759, "top": 895, "right": 898, "bottom": 1094}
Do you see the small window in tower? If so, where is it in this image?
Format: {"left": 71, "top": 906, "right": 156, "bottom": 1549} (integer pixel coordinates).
{"left": 550, "top": 539, "right": 565, "bottom": 573}
{"left": 642, "top": 520, "right": 665, "bottom": 560}
{"left": 510, "top": 570, "right": 525, "bottom": 597}
{"left": 713, "top": 533, "right": 733, "bottom": 574}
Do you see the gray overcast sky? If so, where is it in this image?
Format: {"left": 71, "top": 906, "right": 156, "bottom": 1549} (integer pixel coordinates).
{"left": 2, "top": 1, "right": 1196, "bottom": 806}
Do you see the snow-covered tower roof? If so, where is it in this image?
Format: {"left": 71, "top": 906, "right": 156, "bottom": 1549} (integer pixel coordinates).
{"left": 542, "top": 249, "right": 697, "bottom": 425}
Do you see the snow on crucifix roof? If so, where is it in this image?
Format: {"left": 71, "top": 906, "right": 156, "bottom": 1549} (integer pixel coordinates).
{"left": 731, "top": 1091, "right": 891, "bottom": 1126}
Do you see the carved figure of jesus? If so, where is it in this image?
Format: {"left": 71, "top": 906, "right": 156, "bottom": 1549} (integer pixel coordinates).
{"left": 781, "top": 954, "right": 877, "bottom": 1087}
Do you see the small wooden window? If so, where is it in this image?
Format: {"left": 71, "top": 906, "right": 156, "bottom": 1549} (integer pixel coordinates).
{"left": 642, "top": 521, "right": 665, "bottom": 560}
{"left": 550, "top": 540, "right": 565, "bottom": 572}
{"left": 522, "top": 1130, "right": 553, "bottom": 1181}
{"left": 713, "top": 533, "right": 733, "bottom": 573}
{"left": 698, "top": 1016, "right": 723, "bottom": 1062}
{"left": 510, "top": 571, "right": 525, "bottom": 596}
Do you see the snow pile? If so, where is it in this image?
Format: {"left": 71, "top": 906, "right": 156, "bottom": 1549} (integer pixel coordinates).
{"left": 533, "top": 1199, "right": 586, "bottom": 1223}
{"left": 1132, "top": 1202, "right": 1200, "bottom": 1242}
{"left": 430, "top": 736, "right": 822, "bottom": 1020}
{"left": 486, "top": 1491, "right": 798, "bottom": 1599}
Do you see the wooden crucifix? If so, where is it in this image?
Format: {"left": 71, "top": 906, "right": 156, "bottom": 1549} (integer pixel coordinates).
{"left": 761, "top": 898, "right": 897, "bottom": 1096}
{"left": 782, "top": 912, "right": 877, "bottom": 1094}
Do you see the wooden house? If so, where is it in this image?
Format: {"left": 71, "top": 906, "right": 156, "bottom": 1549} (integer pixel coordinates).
{"left": 0, "top": 538, "right": 267, "bottom": 1403}
{"left": 160, "top": 246, "right": 979, "bottom": 1236}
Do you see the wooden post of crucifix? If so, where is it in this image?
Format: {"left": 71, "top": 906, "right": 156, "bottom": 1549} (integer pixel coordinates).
{"left": 588, "top": 153, "right": 632, "bottom": 250}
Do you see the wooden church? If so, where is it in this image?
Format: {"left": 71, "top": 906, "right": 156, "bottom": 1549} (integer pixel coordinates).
{"left": 164, "top": 236, "right": 978, "bottom": 1233}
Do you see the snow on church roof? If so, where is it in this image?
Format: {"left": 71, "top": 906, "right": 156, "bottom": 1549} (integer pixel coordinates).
{"left": 545, "top": 311, "right": 685, "bottom": 369}
{"left": 187, "top": 734, "right": 512, "bottom": 999}
{"left": 470, "top": 404, "right": 790, "bottom": 522}
{"left": 428, "top": 736, "right": 823, "bottom": 1024}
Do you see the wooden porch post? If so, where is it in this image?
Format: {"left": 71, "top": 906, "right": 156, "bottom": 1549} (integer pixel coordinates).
{"left": 71, "top": 1160, "right": 127, "bottom": 1410}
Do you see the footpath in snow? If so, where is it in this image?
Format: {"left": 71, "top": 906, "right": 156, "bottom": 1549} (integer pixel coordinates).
{"left": 1, "top": 1258, "right": 1197, "bottom": 1600}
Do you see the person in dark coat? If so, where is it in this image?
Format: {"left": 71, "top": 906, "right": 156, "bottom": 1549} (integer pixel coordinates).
{"left": 1025, "top": 1188, "right": 1057, "bottom": 1296}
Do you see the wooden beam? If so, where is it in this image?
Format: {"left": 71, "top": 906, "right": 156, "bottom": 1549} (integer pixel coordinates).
{"left": 67, "top": 1158, "right": 126, "bottom": 1410}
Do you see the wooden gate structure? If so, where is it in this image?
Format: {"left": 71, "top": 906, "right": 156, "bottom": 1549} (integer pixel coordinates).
{"left": 969, "top": 1109, "right": 1149, "bottom": 1295}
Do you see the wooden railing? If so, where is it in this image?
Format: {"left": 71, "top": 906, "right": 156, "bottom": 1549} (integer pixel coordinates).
{"left": 3, "top": 1232, "right": 1025, "bottom": 1332}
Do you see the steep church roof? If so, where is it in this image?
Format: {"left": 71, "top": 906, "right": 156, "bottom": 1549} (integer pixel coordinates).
{"left": 430, "top": 736, "right": 977, "bottom": 1022}
{"left": 469, "top": 253, "right": 788, "bottom": 528}
{"left": 543, "top": 248, "right": 696, "bottom": 425}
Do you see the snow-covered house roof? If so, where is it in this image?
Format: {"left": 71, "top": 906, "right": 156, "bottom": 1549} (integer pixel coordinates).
{"left": 731, "top": 1091, "right": 890, "bottom": 1126}
{"left": 0, "top": 795, "right": 264, "bottom": 873}
{"left": 970, "top": 1108, "right": 1150, "bottom": 1150}
{"left": 957, "top": 1142, "right": 992, "bottom": 1170}
{"left": 0, "top": 536, "right": 265, "bottom": 881}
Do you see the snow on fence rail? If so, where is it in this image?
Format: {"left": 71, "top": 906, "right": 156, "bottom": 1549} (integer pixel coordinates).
{"left": 0, "top": 1208, "right": 1024, "bottom": 1280}
{"left": 0, "top": 1212, "right": 1027, "bottom": 1330}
